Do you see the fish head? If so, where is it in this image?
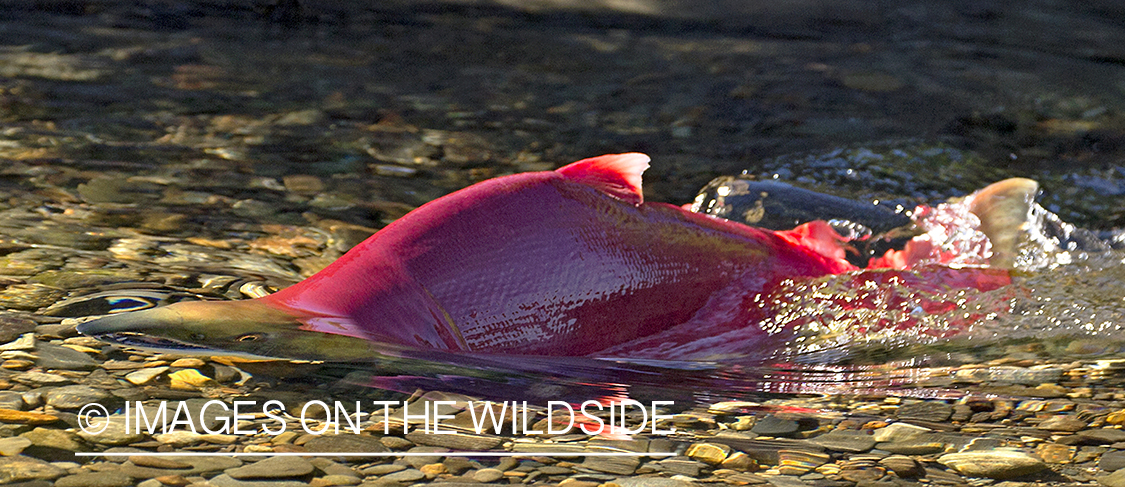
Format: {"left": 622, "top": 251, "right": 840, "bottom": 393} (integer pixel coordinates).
{"left": 75, "top": 299, "right": 380, "bottom": 362}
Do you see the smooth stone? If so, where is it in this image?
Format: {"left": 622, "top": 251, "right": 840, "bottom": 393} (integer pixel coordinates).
{"left": 378, "top": 436, "right": 414, "bottom": 450}
{"left": 751, "top": 415, "right": 800, "bottom": 436}
{"left": 77, "top": 414, "right": 144, "bottom": 446}
{"left": 0, "top": 391, "right": 23, "bottom": 410}
{"left": 207, "top": 473, "right": 312, "bottom": 487}
{"left": 124, "top": 366, "right": 169, "bottom": 385}
{"left": 808, "top": 430, "right": 877, "bottom": 452}
{"left": 303, "top": 434, "right": 391, "bottom": 453}
{"left": 895, "top": 402, "right": 953, "bottom": 422}
{"left": 381, "top": 468, "right": 425, "bottom": 482}
{"left": 1038, "top": 416, "right": 1088, "bottom": 432}
{"left": 472, "top": 468, "right": 504, "bottom": 482}
{"left": 312, "top": 474, "right": 362, "bottom": 486}
{"left": 582, "top": 455, "right": 640, "bottom": 475}
{"left": 1101, "top": 450, "right": 1125, "bottom": 471}
{"left": 878, "top": 455, "right": 923, "bottom": 477}
{"left": 33, "top": 343, "right": 98, "bottom": 371}
{"left": 54, "top": 471, "right": 134, "bottom": 487}
{"left": 0, "top": 408, "right": 58, "bottom": 425}
{"left": 613, "top": 477, "right": 695, "bottom": 487}
{"left": 400, "top": 446, "right": 449, "bottom": 468}
{"left": 404, "top": 430, "right": 502, "bottom": 450}
{"left": 19, "top": 427, "right": 83, "bottom": 451}
{"left": 686, "top": 442, "right": 730, "bottom": 464}
{"left": 169, "top": 358, "right": 206, "bottom": 368}
{"left": 1102, "top": 469, "right": 1125, "bottom": 487}
{"left": 0, "top": 317, "right": 37, "bottom": 344}
{"left": 1083, "top": 430, "right": 1125, "bottom": 444}
{"left": 12, "top": 371, "right": 73, "bottom": 386}
{"left": 361, "top": 464, "right": 405, "bottom": 476}
{"left": 938, "top": 450, "right": 1047, "bottom": 479}
{"left": 0, "top": 436, "right": 32, "bottom": 455}
{"left": 871, "top": 423, "right": 930, "bottom": 443}
{"left": 0, "top": 455, "right": 67, "bottom": 482}
{"left": 44, "top": 385, "right": 110, "bottom": 409}
{"left": 226, "top": 456, "right": 315, "bottom": 479}
{"left": 117, "top": 456, "right": 242, "bottom": 478}
{"left": 656, "top": 458, "right": 703, "bottom": 476}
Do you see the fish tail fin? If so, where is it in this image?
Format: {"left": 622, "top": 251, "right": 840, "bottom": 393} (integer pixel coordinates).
{"left": 968, "top": 178, "right": 1039, "bottom": 269}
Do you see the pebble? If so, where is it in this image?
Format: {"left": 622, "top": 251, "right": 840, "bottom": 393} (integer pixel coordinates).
{"left": 381, "top": 468, "right": 426, "bottom": 482}
{"left": 938, "top": 450, "right": 1047, "bottom": 479}
{"left": 1102, "top": 469, "right": 1125, "bottom": 487}
{"left": 33, "top": 343, "right": 99, "bottom": 371}
{"left": 0, "top": 454, "right": 67, "bottom": 482}
{"left": 20, "top": 427, "right": 83, "bottom": 452}
{"left": 125, "top": 366, "right": 169, "bottom": 385}
{"left": 807, "top": 429, "right": 876, "bottom": 452}
{"left": 76, "top": 414, "right": 144, "bottom": 446}
{"left": 686, "top": 442, "right": 730, "bottom": 464}
{"left": 44, "top": 385, "right": 110, "bottom": 409}
{"left": 1102, "top": 451, "right": 1125, "bottom": 471}
{"left": 54, "top": 471, "right": 134, "bottom": 487}
{"left": 614, "top": 478, "right": 695, "bottom": 487}
{"left": 404, "top": 430, "right": 503, "bottom": 450}
{"left": 167, "top": 369, "right": 217, "bottom": 390}
{"left": 472, "top": 467, "right": 505, "bottom": 482}
{"left": 302, "top": 434, "right": 390, "bottom": 453}
{"left": 582, "top": 455, "right": 640, "bottom": 475}
{"left": 751, "top": 415, "right": 800, "bottom": 436}
{"left": 0, "top": 408, "right": 58, "bottom": 425}
{"left": 225, "top": 456, "right": 315, "bottom": 479}
{"left": 1039, "top": 415, "right": 1088, "bottom": 432}
{"left": 0, "top": 436, "right": 32, "bottom": 456}
{"left": 207, "top": 473, "right": 312, "bottom": 487}
{"left": 896, "top": 402, "right": 954, "bottom": 422}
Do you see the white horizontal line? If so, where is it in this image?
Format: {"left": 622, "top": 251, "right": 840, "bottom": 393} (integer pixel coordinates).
{"left": 75, "top": 451, "right": 675, "bottom": 457}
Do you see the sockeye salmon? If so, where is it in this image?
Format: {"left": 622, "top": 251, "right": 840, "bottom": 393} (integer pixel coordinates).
{"left": 76, "top": 153, "right": 1029, "bottom": 363}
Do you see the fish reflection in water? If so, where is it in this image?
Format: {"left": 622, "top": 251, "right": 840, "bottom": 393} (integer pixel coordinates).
{"left": 69, "top": 157, "right": 1125, "bottom": 402}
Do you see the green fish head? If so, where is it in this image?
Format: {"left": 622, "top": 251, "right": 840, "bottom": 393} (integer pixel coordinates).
{"left": 76, "top": 299, "right": 379, "bottom": 362}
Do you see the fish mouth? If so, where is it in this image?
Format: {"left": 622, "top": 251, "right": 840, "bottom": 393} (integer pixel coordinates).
{"left": 84, "top": 331, "right": 218, "bottom": 354}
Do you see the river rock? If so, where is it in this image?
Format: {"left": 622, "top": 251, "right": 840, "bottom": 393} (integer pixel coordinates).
{"left": 896, "top": 402, "right": 953, "bottom": 422}
{"left": 0, "top": 391, "right": 23, "bottom": 410}
{"left": 0, "top": 436, "right": 32, "bottom": 456}
{"left": 124, "top": 366, "right": 169, "bottom": 385}
{"left": 1101, "top": 450, "right": 1125, "bottom": 471}
{"left": 77, "top": 414, "right": 144, "bottom": 446}
{"left": 808, "top": 429, "right": 876, "bottom": 452}
{"left": 20, "top": 427, "right": 83, "bottom": 451}
{"left": 614, "top": 478, "right": 695, "bottom": 487}
{"left": 1038, "top": 415, "right": 1088, "bottom": 432}
{"left": 1102, "top": 468, "right": 1125, "bottom": 487}
{"left": 44, "top": 385, "right": 110, "bottom": 409}
{"left": 938, "top": 450, "right": 1047, "bottom": 479}
{"left": 472, "top": 468, "right": 504, "bottom": 482}
{"left": 226, "top": 456, "right": 314, "bottom": 479}
{"left": 686, "top": 442, "right": 731, "bottom": 464}
{"left": 381, "top": 468, "right": 426, "bottom": 482}
{"left": 303, "top": 434, "right": 390, "bottom": 453}
{"left": 405, "top": 430, "right": 502, "bottom": 450}
{"left": 582, "top": 454, "right": 640, "bottom": 475}
{"left": 0, "top": 408, "right": 58, "bottom": 425}
{"left": 0, "top": 455, "right": 67, "bottom": 482}
{"left": 54, "top": 471, "right": 134, "bottom": 487}
{"left": 13, "top": 371, "right": 74, "bottom": 386}
{"left": 751, "top": 415, "right": 799, "bottom": 436}
{"left": 33, "top": 343, "right": 98, "bottom": 371}
{"left": 207, "top": 473, "right": 312, "bottom": 487}
{"left": 871, "top": 422, "right": 930, "bottom": 443}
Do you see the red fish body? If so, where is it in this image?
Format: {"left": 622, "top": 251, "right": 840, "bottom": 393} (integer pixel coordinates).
{"left": 261, "top": 154, "right": 853, "bottom": 358}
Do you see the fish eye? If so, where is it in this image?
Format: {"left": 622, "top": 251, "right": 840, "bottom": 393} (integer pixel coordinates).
{"left": 236, "top": 333, "right": 262, "bottom": 342}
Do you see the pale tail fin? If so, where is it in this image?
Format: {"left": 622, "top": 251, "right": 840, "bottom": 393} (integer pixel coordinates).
{"left": 967, "top": 178, "right": 1039, "bottom": 269}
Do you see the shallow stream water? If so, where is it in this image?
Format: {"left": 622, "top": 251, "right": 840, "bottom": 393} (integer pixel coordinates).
{"left": 3, "top": 2, "right": 1125, "bottom": 485}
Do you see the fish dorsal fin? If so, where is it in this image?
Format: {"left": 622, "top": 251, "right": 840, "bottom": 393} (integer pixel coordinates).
{"left": 556, "top": 153, "right": 650, "bottom": 205}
